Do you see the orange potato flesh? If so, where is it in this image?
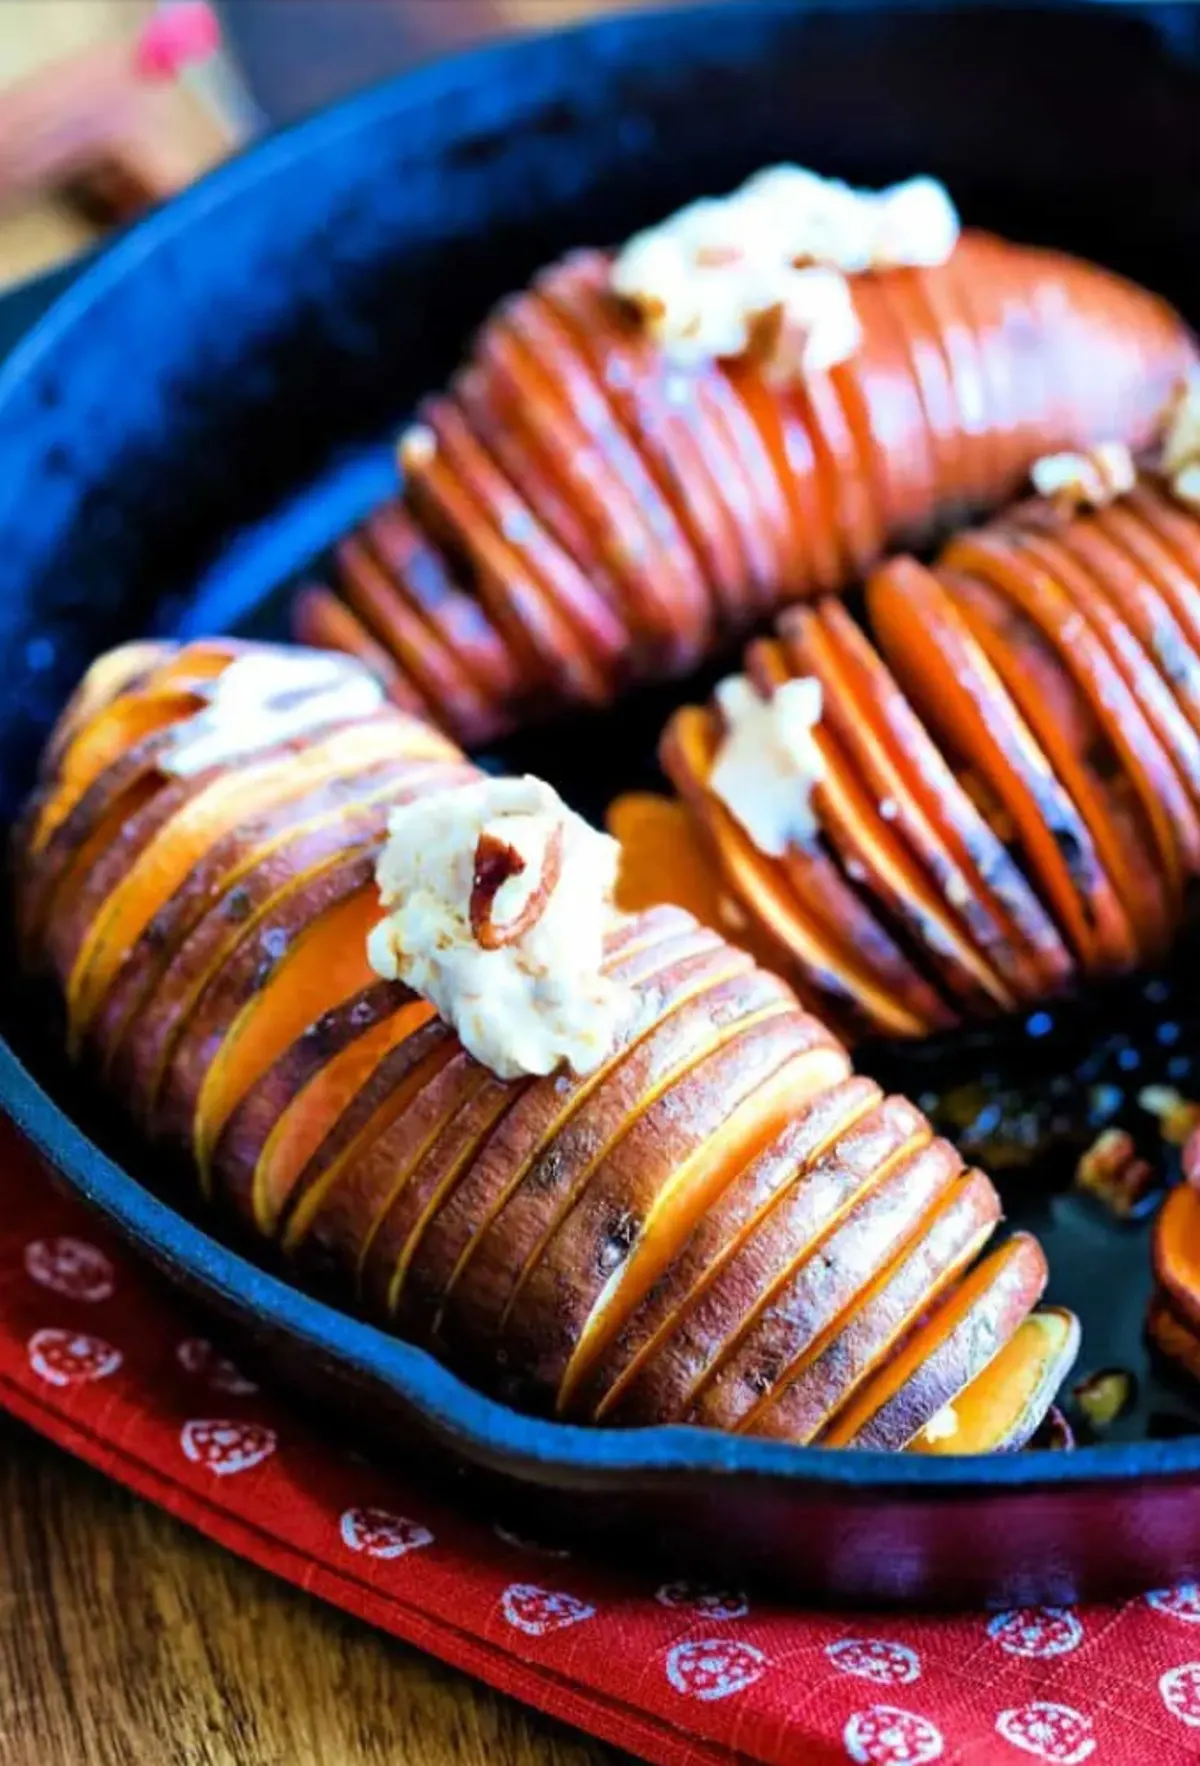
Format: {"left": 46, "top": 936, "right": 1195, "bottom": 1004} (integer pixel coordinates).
{"left": 941, "top": 528, "right": 1190, "bottom": 924}
{"left": 687, "top": 1135, "right": 964, "bottom": 1434}
{"left": 608, "top": 792, "right": 728, "bottom": 931}
{"left": 786, "top": 600, "right": 1059, "bottom": 1002}
{"left": 867, "top": 557, "right": 1112, "bottom": 973}
{"left": 410, "top": 967, "right": 798, "bottom": 1360}
{"left": 661, "top": 704, "right": 932, "bottom": 1039}
{"left": 248, "top": 995, "right": 435, "bottom": 1236}
{"left": 744, "top": 1168, "right": 1001, "bottom": 1443}
{"left": 822, "top": 1231, "right": 1048, "bottom": 1449}
{"left": 939, "top": 566, "right": 1157, "bottom": 968}
{"left": 555, "top": 1035, "right": 851, "bottom": 1414}
{"left": 581, "top": 1074, "right": 880, "bottom": 1423}
{"left": 907, "top": 1305, "right": 1079, "bottom": 1455}
{"left": 192, "top": 884, "right": 382, "bottom": 1186}
{"left": 63, "top": 719, "right": 411, "bottom": 1048}
{"left": 1152, "top": 1181, "right": 1200, "bottom": 1337}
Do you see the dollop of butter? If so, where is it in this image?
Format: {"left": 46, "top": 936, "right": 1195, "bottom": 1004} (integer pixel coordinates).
{"left": 163, "top": 648, "right": 386, "bottom": 777}
{"left": 1162, "top": 375, "right": 1200, "bottom": 510}
{"left": 709, "top": 674, "right": 825, "bottom": 859}
{"left": 367, "top": 775, "right": 637, "bottom": 1081}
{"left": 1030, "top": 441, "right": 1135, "bottom": 511}
{"left": 611, "top": 166, "right": 958, "bottom": 377}
{"left": 918, "top": 1403, "right": 960, "bottom": 1445}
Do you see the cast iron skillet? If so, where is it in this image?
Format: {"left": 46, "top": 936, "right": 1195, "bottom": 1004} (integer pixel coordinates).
{"left": 4, "top": 0, "right": 1200, "bottom": 1607}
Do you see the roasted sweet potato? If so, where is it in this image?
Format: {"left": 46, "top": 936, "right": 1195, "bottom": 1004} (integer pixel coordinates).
{"left": 13, "top": 638, "right": 1073, "bottom": 1450}
{"left": 302, "top": 231, "right": 1195, "bottom": 737}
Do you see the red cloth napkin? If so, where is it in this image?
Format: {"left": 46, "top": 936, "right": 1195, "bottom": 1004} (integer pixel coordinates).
{"left": 4, "top": 1117, "right": 1200, "bottom": 1766}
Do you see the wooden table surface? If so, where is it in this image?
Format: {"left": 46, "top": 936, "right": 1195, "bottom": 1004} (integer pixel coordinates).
{"left": 0, "top": 1414, "right": 630, "bottom": 1766}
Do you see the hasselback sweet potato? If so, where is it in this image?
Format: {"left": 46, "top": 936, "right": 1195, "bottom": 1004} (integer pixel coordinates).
{"left": 296, "top": 234, "right": 1194, "bottom": 739}
{"left": 640, "top": 471, "right": 1200, "bottom": 1041}
{"left": 13, "top": 637, "right": 1070, "bottom": 1450}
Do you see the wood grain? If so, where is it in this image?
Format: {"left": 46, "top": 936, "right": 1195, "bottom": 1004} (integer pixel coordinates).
{"left": 0, "top": 1416, "right": 628, "bottom": 1766}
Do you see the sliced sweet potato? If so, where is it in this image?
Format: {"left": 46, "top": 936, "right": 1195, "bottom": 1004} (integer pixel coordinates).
{"left": 334, "top": 530, "right": 497, "bottom": 737}
{"left": 938, "top": 563, "right": 1163, "bottom": 965}
{"left": 1124, "top": 484, "right": 1200, "bottom": 659}
{"left": 921, "top": 244, "right": 995, "bottom": 512}
{"left": 542, "top": 1022, "right": 849, "bottom": 1416}
{"left": 661, "top": 702, "right": 936, "bottom": 1038}
{"left": 361, "top": 499, "right": 525, "bottom": 706}
{"left": 578, "top": 1074, "right": 880, "bottom": 1422}
{"left": 212, "top": 985, "right": 434, "bottom": 1235}
{"left": 907, "top": 1305, "right": 1079, "bottom": 1454}
{"left": 1152, "top": 1181, "right": 1200, "bottom": 1337}
{"left": 688, "top": 1134, "right": 964, "bottom": 1434}
{"left": 598, "top": 1092, "right": 927, "bottom": 1428}
{"left": 540, "top": 260, "right": 740, "bottom": 622}
{"left": 1091, "top": 500, "right": 1200, "bottom": 734}
{"left": 748, "top": 637, "right": 1007, "bottom": 1021}
{"left": 867, "top": 556, "right": 1116, "bottom": 973}
{"left": 342, "top": 911, "right": 721, "bottom": 1313}
{"left": 147, "top": 844, "right": 381, "bottom": 1154}
{"left": 421, "top": 393, "right": 630, "bottom": 685}
{"left": 89, "top": 758, "right": 432, "bottom": 1074}
{"left": 836, "top": 272, "right": 938, "bottom": 550}
{"left": 407, "top": 962, "right": 795, "bottom": 1363}
{"left": 60, "top": 719, "right": 410, "bottom": 1050}
{"left": 608, "top": 791, "right": 729, "bottom": 929}
{"left": 877, "top": 265, "right": 973, "bottom": 531}
{"left": 783, "top": 601, "right": 1057, "bottom": 1003}
{"left": 121, "top": 765, "right": 470, "bottom": 1125}
{"left": 1008, "top": 516, "right": 1200, "bottom": 827}
{"left": 475, "top": 306, "right": 708, "bottom": 670}
{"left": 745, "top": 1167, "right": 1000, "bottom": 1443}
{"left": 410, "top": 925, "right": 740, "bottom": 1341}
{"left": 943, "top": 526, "right": 1194, "bottom": 916}
{"left": 402, "top": 408, "right": 604, "bottom": 703}
{"left": 821, "top": 1230, "right": 1048, "bottom": 1449}
{"left": 1147, "top": 1290, "right": 1200, "bottom": 1386}
{"left": 191, "top": 881, "right": 383, "bottom": 1186}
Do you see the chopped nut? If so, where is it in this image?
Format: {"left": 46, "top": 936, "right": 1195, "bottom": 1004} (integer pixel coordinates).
{"left": 1071, "top": 1367, "right": 1136, "bottom": 1429}
{"left": 1030, "top": 441, "right": 1135, "bottom": 512}
{"left": 1159, "top": 376, "right": 1200, "bottom": 508}
{"left": 1137, "top": 1084, "right": 1200, "bottom": 1147}
{"left": 1073, "top": 1126, "right": 1156, "bottom": 1218}
{"left": 470, "top": 818, "right": 563, "bottom": 951}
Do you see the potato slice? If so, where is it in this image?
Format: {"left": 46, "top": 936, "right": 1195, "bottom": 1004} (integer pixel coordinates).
{"left": 822, "top": 1231, "right": 1048, "bottom": 1450}
{"left": 940, "top": 563, "right": 1163, "bottom": 966}
{"left": 578, "top": 1075, "right": 880, "bottom": 1422}
{"left": 907, "top": 1306, "right": 1079, "bottom": 1454}
{"left": 599, "top": 1092, "right": 927, "bottom": 1428}
{"left": 412, "top": 964, "right": 799, "bottom": 1367}
{"left": 661, "top": 702, "right": 939, "bottom": 1039}
{"left": 867, "top": 556, "right": 1115, "bottom": 973}
{"left": 784, "top": 600, "right": 1057, "bottom": 1002}
{"left": 745, "top": 1168, "right": 1000, "bottom": 1443}
{"left": 689, "top": 1135, "right": 964, "bottom": 1434}
{"left": 1152, "top": 1181, "right": 1200, "bottom": 1337}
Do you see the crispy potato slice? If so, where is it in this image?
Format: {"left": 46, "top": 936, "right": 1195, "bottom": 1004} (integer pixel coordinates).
{"left": 822, "top": 1231, "right": 1048, "bottom": 1449}
{"left": 907, "top": 1305, "right": 1079, "bottom": 1454}
{"left": 745, "top": 1168, "right": 1000, "bottom": 1442}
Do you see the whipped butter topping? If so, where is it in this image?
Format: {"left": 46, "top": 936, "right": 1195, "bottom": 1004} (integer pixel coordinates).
{"left": 162, "top": 648, "right": 386, "bottom": 777}
{"left": 611, "top": 166, "right": 959, "bottom": 377}
{"left": 709, "top": 674, "right": 825, "bottom": 859}
{"left": 1161, "top": 376, "right": 1200, "bottom": 510}
{"left": 368, "top": 775, "right": 636, "bottom": 1081}
{"left": 1030, "top": 442, "right": 1136, "bottom": 511}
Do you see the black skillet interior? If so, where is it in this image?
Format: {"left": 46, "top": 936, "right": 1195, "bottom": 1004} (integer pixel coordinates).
{"left": 6, "top": 1, "right": 1200, "bottom": 1603}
